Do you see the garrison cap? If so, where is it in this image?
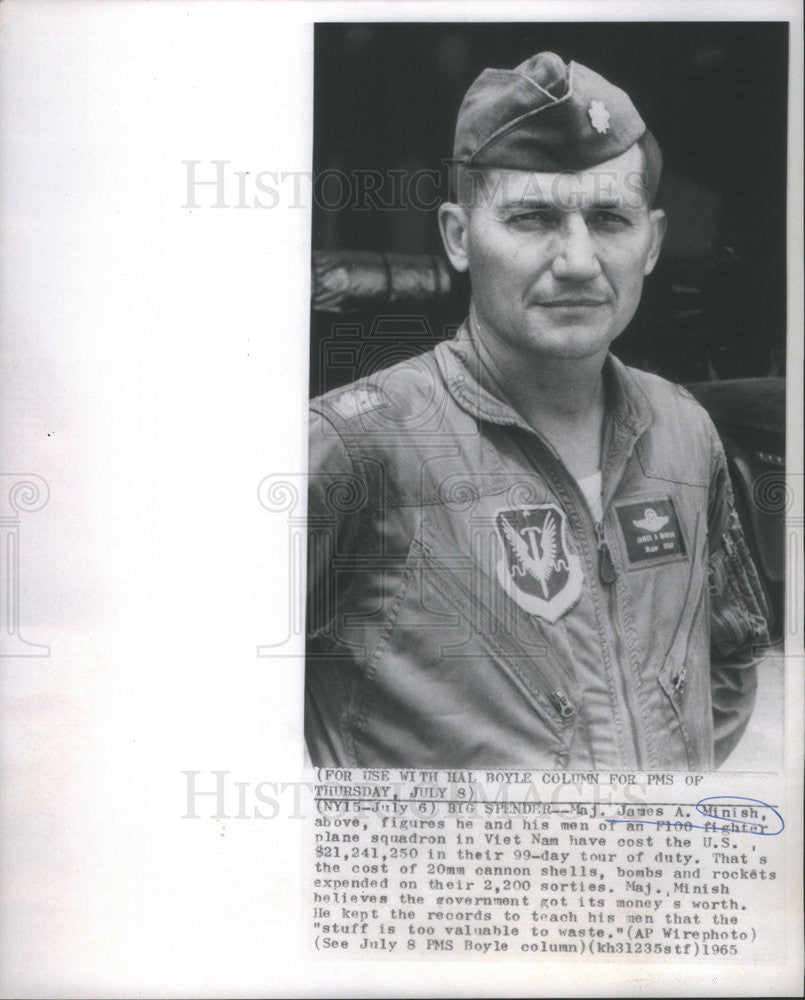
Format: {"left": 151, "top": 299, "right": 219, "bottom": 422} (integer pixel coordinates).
{"left": 453, "top": 51, "right": 647, "bottom": 171}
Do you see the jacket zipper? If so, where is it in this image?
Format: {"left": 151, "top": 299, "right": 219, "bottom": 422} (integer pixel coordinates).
{"left": 512, "top": 429, "right": 649, "bottom": 767}
{"left": 595, "top": 520, "right": 617, "bottom": 584}
{"left": 659, "top": 594, "right": 704, "bottom": 771}
{"left": 552, "top": 689, "right": 575, "bottom": 718}
{"left": 592, "top": 514, "right": 644, "bottom": 766}
{"left": 441, "top": 333, "right": 653, "bottom": 765}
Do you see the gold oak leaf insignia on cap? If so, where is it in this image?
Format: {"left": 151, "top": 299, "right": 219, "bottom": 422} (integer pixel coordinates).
{"left": 588, "top": 99, "right": 610, "bottom": 134}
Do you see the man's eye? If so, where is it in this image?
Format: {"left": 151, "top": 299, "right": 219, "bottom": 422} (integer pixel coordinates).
{"left": 510, "top": 211, "right": 556, "bottom": 226}
{"left": 589, "top": 210, "right": 630, "bottom": 227}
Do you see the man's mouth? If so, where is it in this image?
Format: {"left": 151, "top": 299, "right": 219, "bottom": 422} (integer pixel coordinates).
{"left": 537, "top": 298, "right": 609, "bottom": 307}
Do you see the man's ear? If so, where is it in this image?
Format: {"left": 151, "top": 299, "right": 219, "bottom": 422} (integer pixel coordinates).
{"left": 644, "top": 208, "right": 667, "bottom": 276}
{"left": 438, "top": 202, "right": 470, "bottom": 273}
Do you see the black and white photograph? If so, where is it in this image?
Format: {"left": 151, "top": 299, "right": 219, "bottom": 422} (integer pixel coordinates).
{"left": 305, "top": 22, "right": 788, "bottom": 771}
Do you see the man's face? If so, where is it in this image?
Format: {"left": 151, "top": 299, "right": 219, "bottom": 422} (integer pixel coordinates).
{"left": 440, "top": 145, "right": 666, "bottom": 363}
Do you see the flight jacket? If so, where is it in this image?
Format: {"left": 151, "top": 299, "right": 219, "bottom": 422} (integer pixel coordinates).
{"left": 305, "top": 323, "right": 769, "bottom": 770}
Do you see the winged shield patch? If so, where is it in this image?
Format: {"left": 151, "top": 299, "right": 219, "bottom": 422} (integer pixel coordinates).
{"left": 495, "top": 504, "right": 583, "bottom": 623}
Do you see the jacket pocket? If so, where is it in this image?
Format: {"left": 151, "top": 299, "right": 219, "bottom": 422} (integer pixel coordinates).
{"left": 352, "top": 514, "right": 581, "bottom": 767}
{"left": 708, "top": 506, "right": 770, "bottom": 656}
{"left": 415, "top": 517, "right": 581, "bottom": 760}
{"left": 658, "top": 595, "right": 707, "bottom": 770}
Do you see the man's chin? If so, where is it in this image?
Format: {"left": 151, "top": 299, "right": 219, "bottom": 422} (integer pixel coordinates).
{"left": 525, "top": 325, "right": 616, "bottom": 361}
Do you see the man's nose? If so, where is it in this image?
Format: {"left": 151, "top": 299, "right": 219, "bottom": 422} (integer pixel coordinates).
{"left": 551, "top": 215, "right": 601, "bottom": 281}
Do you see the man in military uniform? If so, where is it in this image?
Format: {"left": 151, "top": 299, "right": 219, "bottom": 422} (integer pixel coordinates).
{"left": 304, "top": 52, "right": 768, "bottom": 769}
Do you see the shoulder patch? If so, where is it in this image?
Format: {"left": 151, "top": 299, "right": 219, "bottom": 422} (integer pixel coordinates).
{"left": 329, "top": 386, "right": 388, "bottom": 420}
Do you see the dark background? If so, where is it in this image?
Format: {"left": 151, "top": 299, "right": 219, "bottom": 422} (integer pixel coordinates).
{"left": 310, "top": 22, "right": 789, "bottom": 396}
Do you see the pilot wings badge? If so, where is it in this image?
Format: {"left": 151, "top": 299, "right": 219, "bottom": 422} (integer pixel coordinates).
{"left": 632, "top": 508, "right": 669, "bottom": 533}
{"left": 495, "top": 505, "right": 583, "bottom": 623}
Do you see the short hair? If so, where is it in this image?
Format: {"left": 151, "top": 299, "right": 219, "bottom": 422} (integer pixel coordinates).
{"left": 639, "top": 130, "right": 663, "bottom": 206}
{"left": 450, "top": 130, "right": 663, "bottom": 210}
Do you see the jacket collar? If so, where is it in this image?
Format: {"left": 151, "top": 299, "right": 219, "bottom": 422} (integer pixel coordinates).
{"left": 435, "top": 319, "right": 655, "bottom": 440}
